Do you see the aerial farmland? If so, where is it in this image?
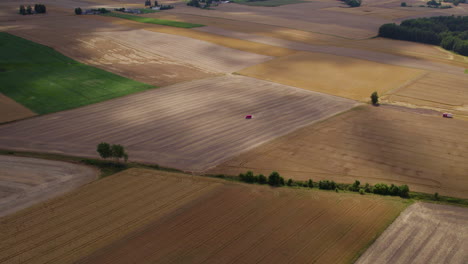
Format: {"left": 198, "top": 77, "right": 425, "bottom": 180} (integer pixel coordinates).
{"left": 0, "top": 0, "right": 467, "bottom": 263}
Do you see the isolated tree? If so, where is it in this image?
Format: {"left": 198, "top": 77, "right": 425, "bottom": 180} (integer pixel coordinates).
{"left": 75, "top": 7, "right": 82, "bottom": 15}
{"left": 371, "top": 91, "right": 379, "bottom": 105}
{"left": 97, "top": 142, "right": 112, "bottom": 159}
{"left": 19, "top": 5, "right": 26, "bottom": 15}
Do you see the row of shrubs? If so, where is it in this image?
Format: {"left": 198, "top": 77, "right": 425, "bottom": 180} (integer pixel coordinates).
{"left": 19, "top": 4, "right": 46, "bottom": 15}
{"left": 236, "top": 171, "right": 410, "bottom": 198}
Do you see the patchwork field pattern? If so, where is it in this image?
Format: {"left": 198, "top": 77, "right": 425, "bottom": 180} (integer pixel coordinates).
{"left": 0, "top": 75, "right": 358, "bottom": 171}
{"left": 0, "top": 155, "right": 97, "bottom": 218}
{"left": 357, "top": 203, "right": 468, "bottom": 264}
{"left": 0, "top": 168, "right": 406, "bottom": 264}
{"left": 210, "top": 106, "right": 468, "bottom": 198}
{"left": 238, "top": 52, "right": 425, "bottom": 101}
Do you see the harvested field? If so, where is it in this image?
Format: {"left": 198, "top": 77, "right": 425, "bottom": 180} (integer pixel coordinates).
{"left": 165, "top": 4, "right": 387, "bottom": 39}
{"left": 239, "top": 51, "right": 425, "bottom": 101}
{"left": 0, "top": 93, "right": 35, "bottom": 123}
{"left": 385, "top": 72, "right": 468, "bottom": 117}
{"left": 0, "top": 169, "right": 222, "bottom": 264}
{"left": 0, "top": 75, "right": 358, "bottom": 171}
{"left": 0, "top": 155, "right": 97, "bottom": 218}
{"left": 357, "top": 203, "right": 468, "bottom": 264}
{"left": 96, "top": 29, "right": 272, "bottom": 73}
{"left": 89, "top": 14, "right": 296, "bottom": 57}
{"left": 209, "top": 105, "right": 468, "bottom": 198}
{"left": 0, "top": 168, "right": 407, "bottom": 264}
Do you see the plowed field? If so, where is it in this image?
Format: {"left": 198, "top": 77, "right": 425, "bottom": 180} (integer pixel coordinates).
{"left": 210, "top": 105, "right": 468, "bottom": 198}
{"left": 357, "top": 203, "right": 468, "bottom": 264}
{"left": 0, "top": 155, "right": 97, "bottom": 218}
{"left": 385, "top": 72, "right": 468, "bottom": 117}
{"left": 0, "top": 94, "right": 35, "bottom": 123}
{"left": 0, "top": 75, "right": 358, "bottom": 171}
{"left": 238, "top": 52, "right": 425, "bottom": 101}
{"left": 0, "top": 168, "right": 407, "bottom": 264}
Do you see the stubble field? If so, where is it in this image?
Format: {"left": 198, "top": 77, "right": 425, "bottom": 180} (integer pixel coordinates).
{"left": 238, "top": 51, "right": 425, "bottom": 101}
{"left": 0, "top": 155, "right": 97, "bottom": 218}
{"left": 357, "top": 203, "right": 468, "bottom": 264}
{"left": 385, "top": 72, "right": 468, "bottom": 117}
{"left": 209, "top": 105, "right": 468, "bottom": 198}
{"left": 0, "top": 75, "right": 358, "bottom": 172}
{"left": 0, "top": 168, "right": 407, "bottom": 264}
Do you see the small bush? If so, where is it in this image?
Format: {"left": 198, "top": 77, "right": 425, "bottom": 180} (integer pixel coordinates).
{"left": 359, "top": 189, "right": 365, "bottom": 195}
{"left": 307, "top": 179, "right": 313, "bottom": 188}
{"left": 371, "top": 91, "right": 379, "bottom": 105}
{"left": 287, "top": 178, "right": 294, "bottom": 186}
{"left": 434, "top": 192, "right": 439, "bottom": 200}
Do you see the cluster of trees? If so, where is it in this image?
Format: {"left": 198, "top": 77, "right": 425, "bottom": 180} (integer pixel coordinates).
{"left": 96, "top": 142, "right": 129, "bottom": 163}
{"left": 443, "top": 0, "right": 466, "bottom": 6}
{"left": 237, "top": 171, "right": 410, "bottom": 198}
{"left": 19, "top": 4, "right": 46, "bottom": 15}
{"left": 379, "top": 16, "right": 468, "bottom": 56}
{"left": 238, "top": 171, "right": 285, "bottom": 186}
{"left": 341, "top": 0, "right": 361, "bottom": 7}
{"left": 187, "top": 0, "right": 214, "bottom": 9}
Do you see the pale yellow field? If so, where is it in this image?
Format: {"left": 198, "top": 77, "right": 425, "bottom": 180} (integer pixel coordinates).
{"left": 239, "top": 51, "right": 425, "bottom": 101}
{"left": 357, "top": 203, "right": 468, "bottom": 264}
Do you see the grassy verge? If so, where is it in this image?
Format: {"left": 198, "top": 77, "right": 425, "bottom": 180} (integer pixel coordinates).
{"left": 102, "top": 12, "right": 204, "bottom": 28}
{"left": 138, "top": 8, "right": 160, "bottom": 14}
{"left": 232, "top": 0, "right": 306, "bottom": 7}
{"left": 1, "top": 149, "right": 466, "bottom": 207}
{"left": 0, "top": 32, "right": 154, "bottom": 115}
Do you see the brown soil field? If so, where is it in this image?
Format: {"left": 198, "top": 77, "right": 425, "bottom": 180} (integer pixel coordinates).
{"left": 0, "top": 155, "right": 97, "bottom": 218}
{"left": 356, "top": 202, "right": 468, "bottom": 264}
{"left": 384, "top": 72, "right": 468, "bottom": 117}
{"left": 238, "top": 51, "right": 425, "bottom": 101}
{"left": 0, "top": 75, "right": 358, "bottom": 172}
{"left": 0, "top": 168, "right": 406, "bottom": 264}
{"left": 0, "top": 169, "right": 222, "bottom": 264}
{"left": 209, "top": 105, "right": 468, "bottom": 198}
{"left": 0, "top": 94, "right": 36, "bottom": 123}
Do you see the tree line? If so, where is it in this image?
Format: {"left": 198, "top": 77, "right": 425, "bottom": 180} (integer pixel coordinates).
{"left": 236, "top": 171, "right": 409, "bottom": 198}
{"left": 19, "top": 4, "right": 46, "bottom": 15}
{"left": 378, "top": 16, "right": 468, "bottom": 56}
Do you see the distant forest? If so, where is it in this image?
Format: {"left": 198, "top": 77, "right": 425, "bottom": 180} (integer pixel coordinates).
{"left": 379, "top": 16, "right": 468, "bottom": 56}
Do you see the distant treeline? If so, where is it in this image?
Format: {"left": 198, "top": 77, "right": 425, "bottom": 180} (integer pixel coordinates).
{"left": 379, "top": 16, "right": 468, "bottom": 56}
